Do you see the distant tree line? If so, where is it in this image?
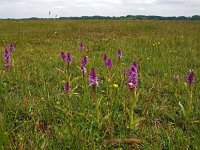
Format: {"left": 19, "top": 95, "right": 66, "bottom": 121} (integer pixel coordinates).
{"left": 59, "top": 15, "right": 200, "bottom": 20}
{"left": 2, "top": 15, "right": 200, "bottom": 20}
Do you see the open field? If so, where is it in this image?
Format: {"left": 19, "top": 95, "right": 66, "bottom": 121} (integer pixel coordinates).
{"left": 0, "top": 20, "right": 200, "bottom": 149}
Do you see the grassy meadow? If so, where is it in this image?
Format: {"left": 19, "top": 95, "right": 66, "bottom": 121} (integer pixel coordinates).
{"left": 0, "top": 20, "right": 200, "bottom": 149}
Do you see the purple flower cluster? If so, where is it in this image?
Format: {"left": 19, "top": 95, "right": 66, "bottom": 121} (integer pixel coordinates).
{"left": 103, "top": 54, "right": 113, "bottom": 69}
{"left": 81, "top": 56, "right": 88, "bottom": 66}
{"left": 61, "top": 52, "right": 66, "bottom": 60}
{"left": 64, "top": 82, "right": 71, "bottom": 93}
{"left": 79, "top": 43, "right": 84, "bottom": 51}
{"left": 4, "top": 49, "right": 10, "bottom": 60}
{"left": 106, "top": 58, "right": 113, "bottom": 69}
{"left": 80, "top": 56, "right": 88, "bottom": 75}
{"left": 60, "top": 52, "right": 72, "bottom": 63}
{"left": 81, "top": 65, "right": 87, "bottom": 75}
{"left": 103, "top": 54, "right": 107, "bottom": 63}
{"left": 66, "top": 53, "right": 72, "bottom": 63}
{"left": 4, "top": 58, "right": 10, "bottom": 68}
{"left": 88, "top": 68, "right": 98, "bottom": 86}
{"left": 186, "top": 69, "right": 195, "bottom": 85}
{"left": 127, "top": 62, "right": 138, "bottom": 90}
{"left": 3, "top": 44, "right": 15, "bottom": 68}
{"left": 117, "top": 49, "right": 122, "bottom": 60}
{"left": 9, "top": 44, "right": 15, "bottom": 52}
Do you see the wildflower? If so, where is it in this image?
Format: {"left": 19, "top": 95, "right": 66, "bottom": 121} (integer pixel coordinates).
{"left": 186, "top": 69, "right": 195, "bottom": 85}
{"left": 103, "top": 54, "right": 107, "bottom": 63}
{"left": 128, "top": 82, "right": 134, "bottom": 86}
{"left": 80, "top": 43, "right": 84, "bottom": 51}
{"left": 66, "top": 52, "right": 72, "bottom": 63}
{"left": 9, "top": 44, "right": 15, "bottom": 52}
{"left": 60, "top": 52, "right": 66, "bottom": 61}
{"left": 173, "top": 75, "right": 180, "bottom": 83}
{"left": 81, "top": 56, "right": 88, "bottom": 66}
{"left": 64, "top": 82, "right": 71, "bottom": 93}
{"left": 61, "top": 52, "right": 72, "bottom": 63}
{"left": 5, "top": 59, "right": 10, "bottom": 68}
{"left": 106, "top": 58, "right": 113, "bottom": 69}
{"left": 113, "top": 84, "right": 119, "bottom": 88}
{"left": 127, "top": 62, "right": 138, "bottom": 90}
{"left": 81, "top": 65, "right": 87, "bottom": 75}
{"left": 4, "top": 49, "right": 10, "bottom": 59}
{"left": 88, "top": 68, "right": 98, "bottom": 86}
{"left": 117, "top": 49, "right": 122, "bottom": 59}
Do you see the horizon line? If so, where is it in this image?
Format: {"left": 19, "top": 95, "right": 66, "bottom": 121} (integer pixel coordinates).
{"left": 0, "top": 14, "right": 200, "bottom": 20}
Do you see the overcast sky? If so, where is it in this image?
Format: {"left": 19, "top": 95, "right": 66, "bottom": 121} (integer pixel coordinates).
{"left": 0, "top": 0, "right": 199, "bottom": 18}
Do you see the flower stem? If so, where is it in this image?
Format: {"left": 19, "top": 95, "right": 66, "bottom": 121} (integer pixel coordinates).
{"left": 92, "top": 86, "right": 100, "bottom": 127}
{"left": 188, "top": 85, "right": 193, "bottom": 117}
{"left": 83, "top": 74, "right": 86, "bottom": 87}
{"left": 130, "top": 89, "right": 137, "bottom": 128}
{"left": 67, "top": 62, "right": 70, "bottom": 79}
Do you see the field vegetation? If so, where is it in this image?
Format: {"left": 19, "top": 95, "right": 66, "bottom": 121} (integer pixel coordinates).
{"left": 0, "top": 20, "right": 200, "bottom": 149}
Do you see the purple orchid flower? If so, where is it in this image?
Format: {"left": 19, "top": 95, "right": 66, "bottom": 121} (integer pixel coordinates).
{"left": 106, "top": 58, "right": 113, "bottom": 69}
{"left": 117, "top": 49, "right": 122, "bottom": 60}
{"left": 81, "top": 56, "right": 88, "bottom": 66}
{"left": 80, "top": 43, "right": 84, "bottom": 51}
{"left": 66, "top": 52, "right": 72, "bottom": 63}
{"left": 64, "top": 82, "right": 71, "bottom": 93}
{"left": 4, "top": 49, "right": 10, "bottom": 60}
{"left": 88, "top": 68, "right": 98, "bottom": 86}
{"left": 186, "top": 69, "right": 195, "bottom": 85}
{"left": 9, "top": 44, "right": 15, "bottom": 52}
{"left": 81, "top": 65, "right": 87, "bottom": 75}
{"left": 60, "top": 52, "right": 72, "bottom": 63}
{"left": 127, "top": 62, "right": 138, "bottom": 90}
{"left": 5, "top": 59, "right": 10, "bottom": 68}
{"left": 103, "top": 54, "right": 107, "bottom": 63}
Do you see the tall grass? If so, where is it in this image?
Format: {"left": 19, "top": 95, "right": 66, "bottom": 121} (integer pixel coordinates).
{"left": 0, "top": 20, "right": 200, "bottom": 149}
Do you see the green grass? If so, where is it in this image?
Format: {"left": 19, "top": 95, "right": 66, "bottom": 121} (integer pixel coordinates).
{"left": 0, "top": 20, "right": 200, "bottom": 149}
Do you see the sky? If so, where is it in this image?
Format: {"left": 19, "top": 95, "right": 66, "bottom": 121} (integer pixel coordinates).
{"left": 0, "top": 0, "right": 199, "bottom": 18}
